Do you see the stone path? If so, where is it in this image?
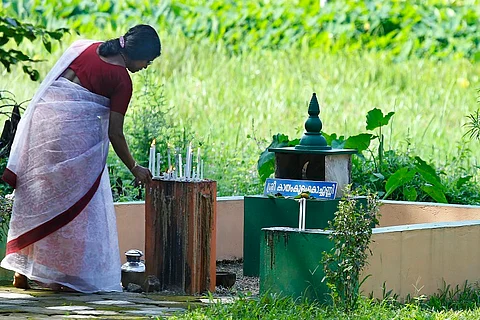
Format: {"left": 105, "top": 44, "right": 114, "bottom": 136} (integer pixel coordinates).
{"left": 0, "top": 286, "right": 234, "bottom": 319}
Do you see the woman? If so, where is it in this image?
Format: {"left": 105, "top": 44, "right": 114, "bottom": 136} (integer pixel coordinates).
{"left": 0, "top": 24, "right": 160, "bottom": 293}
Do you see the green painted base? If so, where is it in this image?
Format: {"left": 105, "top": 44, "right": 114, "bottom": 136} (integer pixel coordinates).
{"left": 260, "top": 227, "right": 333, "bottom": 303}
{"left": 243, "top": 196, "right": 341, "bottom": 277}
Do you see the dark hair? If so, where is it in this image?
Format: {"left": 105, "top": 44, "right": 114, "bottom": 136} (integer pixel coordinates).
{"left": 98, "top": 24, "right": 161, "bottom": 61}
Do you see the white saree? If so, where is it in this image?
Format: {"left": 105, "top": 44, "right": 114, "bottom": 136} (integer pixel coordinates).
{"left": 1, "top": 40, "right": 123, "bottom": 293}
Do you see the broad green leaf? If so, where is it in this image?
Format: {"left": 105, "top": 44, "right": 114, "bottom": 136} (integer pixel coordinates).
{"left": 473, "top": 52, "right": 480, "bottom": 63}
{"left": 257, "top": 151, "right": 275, "bottom": 182}
{"left": 421, "top": 185, "right": 448, "bottom": 203}
{"left": 414, "top": 156, "right": 444, "bottom": 190}
{"left": 5, "top": 17, "right": 18, "bottom": 27}
{"left": 456, "top": 175, "right": 472, "bottom": 189}
{"left": 384, "top": 167, "right": 416, "bottom": 199}
{"left": 331, "top": 139, "right": 346, "bottom": 149}
{"left": 403, "top": 186, "right": 417, "bottom": 201}
{"left": 322, "top": 132, "right": 337, "bottom": 146}
{"left": 257, "top": 134, "right": 299, "bottom": 183}
{"left": 344, "top": 133, "right": 373, "bottom": 153}
{"left": 366, "top": 108, "right": 395, "bottom": 131}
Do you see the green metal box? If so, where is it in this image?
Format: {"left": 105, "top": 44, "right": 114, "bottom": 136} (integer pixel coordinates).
{"left": 243, "top": 195, "right": 340, "bottom": 276}
{"left": 260, "top": 227, "right": 333, "bottom": 303}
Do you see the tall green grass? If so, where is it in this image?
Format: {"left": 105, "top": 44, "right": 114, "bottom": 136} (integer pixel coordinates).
{"left": 167, "top": 294, "right": 480, "bottom": 320}
{"left": 1, "top": 30, "right": 479, "bottom": 196}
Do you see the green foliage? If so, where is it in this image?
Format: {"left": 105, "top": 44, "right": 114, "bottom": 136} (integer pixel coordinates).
{"left": 0, "top": 91, "right": 22, "bottom": 199}
{"left": 6, "top": 0, "right": 480, "bottom": 61}
{"left": 257, "top": 134, "right": 300, "bottom": 183}
{"left": 366, "top": 108, "right": 395, "bottom": 131}
{"left": 0, "top": 13, "right": 68, "bottom": 81}
{"left": 3, "top": 1, "right": 480, "bottom": 200}
{"left": 0, "top": 194, "right": 12, "bottom": 241}
{"left": 258, "top": 107, "right": 472, "bottom": 204}
{"left": 108, "top": 70, "right": 188, "bottom": 202}
{"left": 426, "top": 281, "right": 480, "bottom": 311}
{"left": 169, "top": 287, "right": 480, "bottom": 319}
{"left": 464, "top": 109, "right": 480, "bottom": 140}
{"left": 322, "top": 187, "right": 380, "bottom": 312}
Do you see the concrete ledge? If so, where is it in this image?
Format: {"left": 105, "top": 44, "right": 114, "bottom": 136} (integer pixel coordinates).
{"left": 363, "top": 220, "right": 480, "bottom": 300}
{"left": 115, "top": 197, "right": 480, "bottom": 266}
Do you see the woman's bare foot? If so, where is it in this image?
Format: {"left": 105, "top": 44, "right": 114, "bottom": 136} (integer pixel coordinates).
{"left": 13, "top": 273, "right": 30, "bottom": 289}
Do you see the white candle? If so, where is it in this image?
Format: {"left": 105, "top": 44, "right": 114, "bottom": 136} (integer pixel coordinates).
{"left": 298, "top": 199, "right": 302, "bottom": 230}
{"left": 186, "top": 143, "right": 192, "bottom": 179}
{"left": 196, "top": 148, "right": 200, "bottom": 180}
{"left": 148, "top": 147, "right": 153, "bottom": 173}
{"left": 156, "top": 153, "right": 161, "bottom": 177}
{"left": 179, "top": 154, "right": 183, "bottom": 178}
{"left": 302, "top": 199, "right": 306, "bottom": 230}
{"left": 189, "top": 151, "right": 193, "bottom": 179}
{"left": 151, "top": 140, "right": 156, "bottom": 177}
{"left": 167, "top": 147, "right": 171, "bottom": 169}
{"left": 200, "top": 159, "right": 204, "bottom": 180}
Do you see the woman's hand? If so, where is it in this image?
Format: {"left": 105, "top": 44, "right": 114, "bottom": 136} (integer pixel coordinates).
{"left": 131, "top": 165, "right": 152, "bottom": 186}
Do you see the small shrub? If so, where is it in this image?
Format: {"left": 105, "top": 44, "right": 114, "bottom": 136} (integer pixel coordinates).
{"left": 0, "top": 194, "right": 12, "bottom": 241}
{"left": 322, "top": 186, "right": 380, "bottom": 311}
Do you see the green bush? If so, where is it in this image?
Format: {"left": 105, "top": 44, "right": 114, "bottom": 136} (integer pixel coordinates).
{"left": 5, "top": 0, "right": 480, "bottom": 61}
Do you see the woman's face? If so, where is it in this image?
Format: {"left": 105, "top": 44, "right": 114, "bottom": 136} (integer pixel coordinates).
{"left": 128, "top": 59, "right": 153, "bottom": 73}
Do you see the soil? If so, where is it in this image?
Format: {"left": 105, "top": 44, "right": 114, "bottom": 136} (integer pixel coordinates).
{"left": 215, "top": 260, "right": 259, "bottom": 297}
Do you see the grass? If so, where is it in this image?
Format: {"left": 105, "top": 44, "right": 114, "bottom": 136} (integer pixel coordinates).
{"left": 165, "top": 294, "right": 480, "bottom": 320}
{"left": 1, "top": 30, "right": 480, "bottom": 196}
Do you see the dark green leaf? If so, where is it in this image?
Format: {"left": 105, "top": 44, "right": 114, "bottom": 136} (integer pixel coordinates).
{"left": 384, "top": 167, "right": 416, "bottom": 199}
{"left": 421, "top": 185, "right": 448, "bottom": 203}
{"left": 403, "top": 186, "right": 417, "bottom": 201}
{"left": 5, "top": 17, "right": 18, "bottom": 27}
{"left": 344, "top": 133, "right": 373, "bottom": 153}
{"left": 414, "top": 156, "right": 444, "bottom": 190}
{"left": 257, "top": 133, "right": 298, "bottom": 183}
{"left": 456, "top": 175, "right": 472, "bottom": 189}
{"left": 257, "top": 150, "right": 275, "bottom": 183}
{"left": 42, "top": 36, "right": 52, "bottom": 53}
{"left": 366, "top": 108, "right": 395, "bottom": 131}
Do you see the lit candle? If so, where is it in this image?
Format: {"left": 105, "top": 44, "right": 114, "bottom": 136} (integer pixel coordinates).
{"left": 149, "top": 139, "right": 156, "bottom": 175}
{"left": 151, "top": 139, "right": 156, "bottom": 177}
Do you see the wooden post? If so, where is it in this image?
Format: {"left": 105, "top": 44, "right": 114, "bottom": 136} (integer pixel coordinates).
{"left": 145, "top": 180, "right": 216, "bottom": 294}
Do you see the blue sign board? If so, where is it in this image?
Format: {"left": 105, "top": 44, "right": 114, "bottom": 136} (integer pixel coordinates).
{"left": 263, "top": 178, "right": 337, "bottom": 200}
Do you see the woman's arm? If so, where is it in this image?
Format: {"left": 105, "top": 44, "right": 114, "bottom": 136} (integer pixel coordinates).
{"left": 108, "top": 111, "right": 152, "bottom": 184}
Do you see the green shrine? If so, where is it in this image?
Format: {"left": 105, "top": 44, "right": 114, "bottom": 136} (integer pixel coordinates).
{"left": 243, "top": 93, "right": 357, "bottom": 284}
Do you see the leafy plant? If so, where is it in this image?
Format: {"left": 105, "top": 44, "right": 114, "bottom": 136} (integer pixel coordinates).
{"left": 464, "top": 109, "right": 480, "bottom": 141}
{"left": 322, "top": 186, "right": 380, "bottom": 311}
{"left": 0, "top": 194, "right": 13, "bottom": 241}
{"left": 0, "top": 14, "right": 68, "bottom": 80}
{"left": 0, "top": 90, "right": 27, "bottom": 158}
{"left": 6, "top": 0, "right": 480, "bottom": 61}
{"left": 257, "top": 133, "right": 300, "bottom": 183}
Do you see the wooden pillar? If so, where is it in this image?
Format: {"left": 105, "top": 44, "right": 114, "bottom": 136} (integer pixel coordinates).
{"left": 145, "top": 180, "right": 216, "bottom": 294}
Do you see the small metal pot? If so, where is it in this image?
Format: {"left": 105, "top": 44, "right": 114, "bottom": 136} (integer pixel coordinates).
{"left": 121, "top": 249, "right": 146, "bottom": 289}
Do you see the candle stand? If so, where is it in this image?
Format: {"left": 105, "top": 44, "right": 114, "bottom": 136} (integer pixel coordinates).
{"left": 145, "top": 179, "right": 216, "bottom": 294}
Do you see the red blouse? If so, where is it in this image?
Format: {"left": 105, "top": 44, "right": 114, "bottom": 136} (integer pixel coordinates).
{"left": 69, "top": 42, "right": 132, "bottom": 115}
